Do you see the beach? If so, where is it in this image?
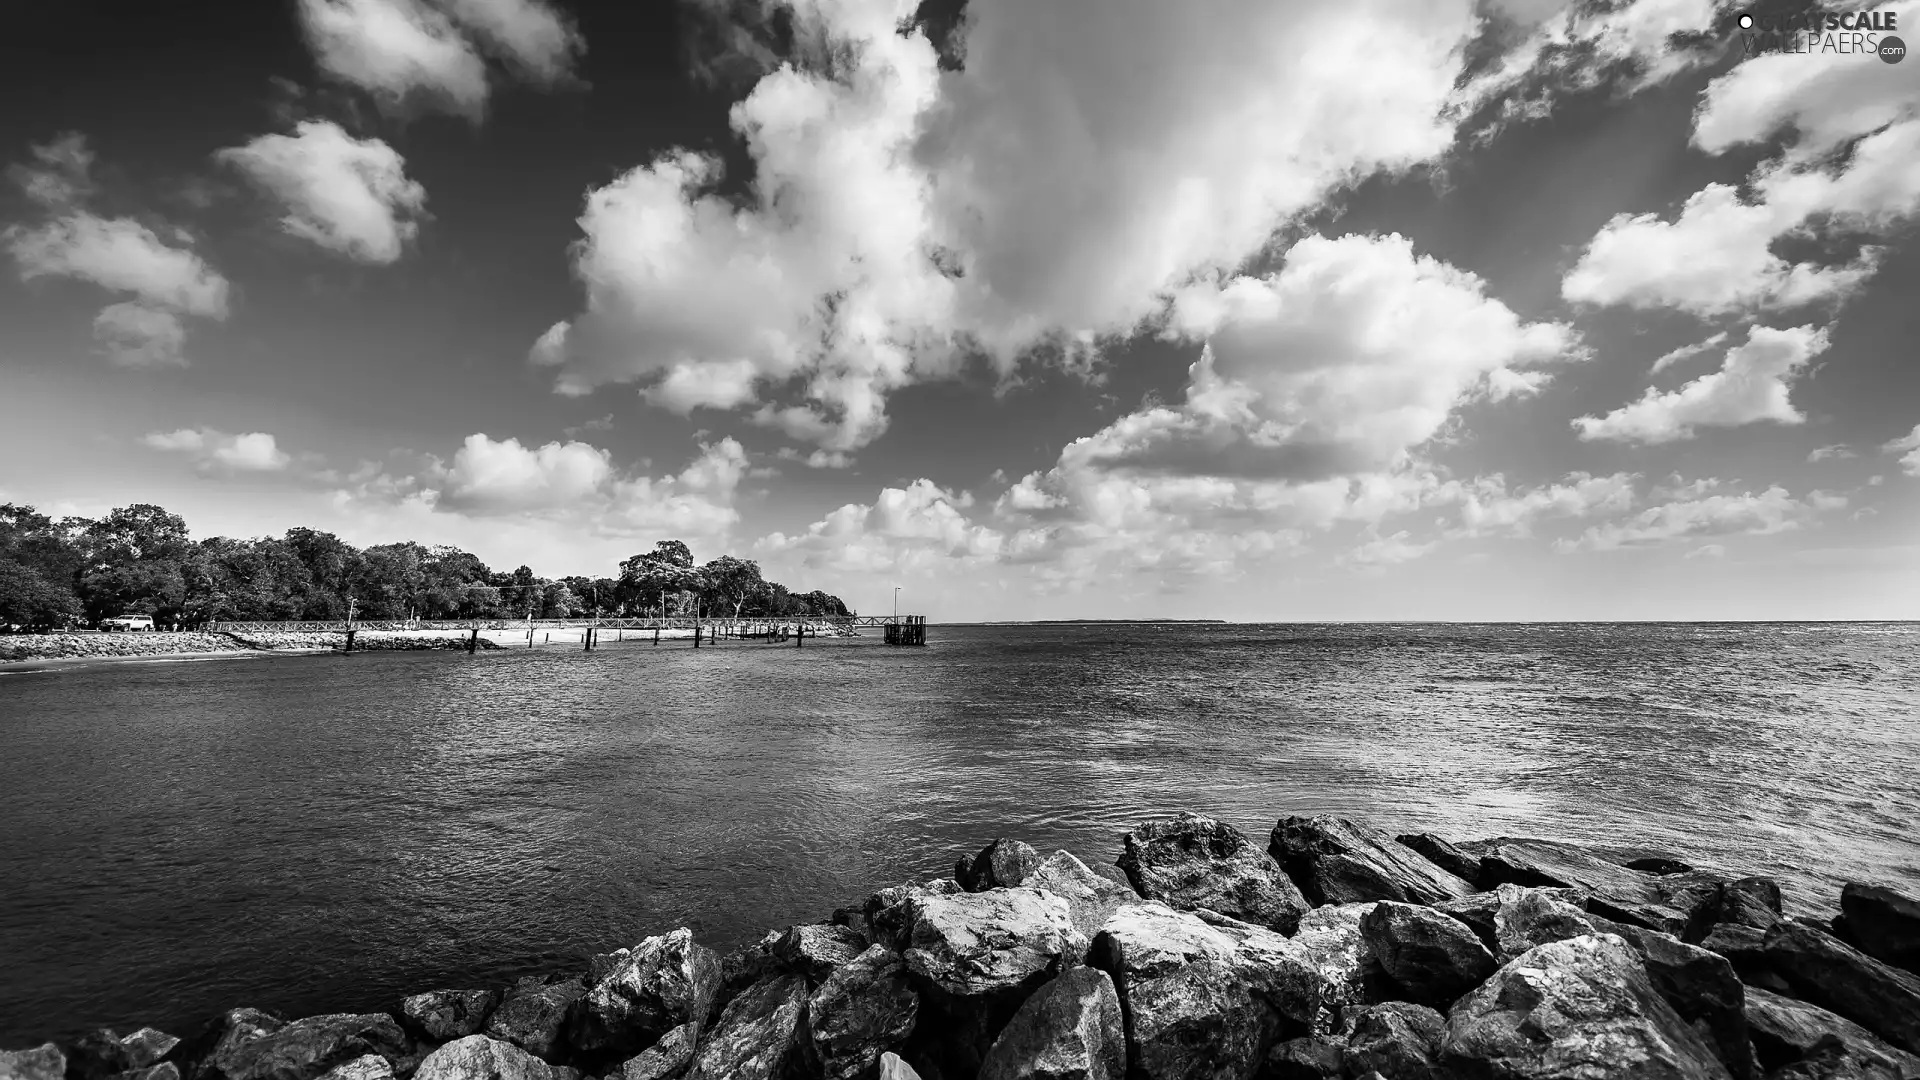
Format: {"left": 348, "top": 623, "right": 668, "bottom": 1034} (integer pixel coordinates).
{"left": 0, "top": 627, "right": 724, "bottom": 670}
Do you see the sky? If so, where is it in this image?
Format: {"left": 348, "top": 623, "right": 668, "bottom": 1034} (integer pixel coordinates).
{"left": 1, "top": 0, "right": 1917, "bottom": 622}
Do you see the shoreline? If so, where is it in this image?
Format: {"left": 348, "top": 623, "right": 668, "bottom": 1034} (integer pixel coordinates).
{"left": 3, "top": 812, "right": 1916, "bottom": 1080}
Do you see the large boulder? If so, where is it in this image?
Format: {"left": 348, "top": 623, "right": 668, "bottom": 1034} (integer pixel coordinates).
{"left": 313, "top": 1057, "right": 392, "bottom": 1080}
{"left": 1394, "top": 833, "right": 1485, "bottom": 887}
{"left": 486, "top": 977, "right": 587, "bottom": 1063}
{"left": 875, "top": 1053, "right": 920, "bottom": 1080}
{"left": 1744, "top": 986, "right": 1920, "bottom": 1079}
{"left": 1687, "top": 878, "right": 1783, "bottom": 942}
{"left": 122, "top": 1032, "right": 181, "bottom": 1070}
{"left": 410, "top": 1037, "right": 550, "bottom": 1080}
{"left": 863, "top": 880, "right": 967, "bottom": 953}
{"left": 1269, "top": 817, "right": 1473, "bottom": 907}
{"left": 977, "top": 966, "right": 1127, "bottom": 1080}
{"left": 1287, "top": 903, "right": 1394, "bottom": 1032}
{"left": 70, "top": 1030, "right": 156, "bottom": 1080}
{"left": 204, "top": 1015, "right": 411, "bottom": 1080}
{"left": 1441, "top": 934, "right": 1733, "bottom": 1080}
{"left": 957, "top": 839, "right": 1044, "bottom": 892}
{"left": 1487, "top": 886, "right": 1607, "bottom": 964}
{"left": 1358, "top": 902, "right": 1496, "bottom": 1009}
{"left": 1024, "top": 850, "right": 1142, "bottom": 939}
{"left": 1341, "top": 1002, "right": 1446, "bottom": 1080}
{"left": 683, "top": 975, "right": 810, "bottom": 1080}
{"left": 1, "top": 1044, "right": 65, "bottom": 1080}
{"left": 1262, "top": 1037, "right": 1345, "bottom": 1080}
{"left": 772, "top": 923, "right": 869, "bottom": 986}
{"left": 807, "top": 945, "right": 920, "bottom": 1080}
{"left": 176, "top": 1010, "right": 287, "bottom": 1080}
{"left": 1835, "top": 882, "right": 1920, "bottom": 976}
{"left": 1118, "top": 813, "right": 1310, "bottom": 935}
{"left": 1430, "top": 885, "right": 1590, "bottom": 959}
{"left": 400, "top": 991, "right": 504, "bottom": 1042}
{"left": 899, "top": 887, "right": 1089, "bottom": 1074}
{"left": 1762, "top": 919, "right": 1920, "bottom": 1054}
{"left": 616, "top": 1022, "right": 695, "bottom": 1080}
{"left": 571, "top": 929, "right": 722, "bottom": 1065}
{"left": 1769, "top": 1036, "right": 1912, "bottom": 1080}
{"left": 1471, "top": 838, "right": 1723, "bottom": 935}
{"left": 711, "top": 930, "right": 783, "bottom": 1029}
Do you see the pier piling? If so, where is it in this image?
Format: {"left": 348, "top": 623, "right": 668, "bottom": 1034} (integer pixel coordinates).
{"left": 467, "top": 627, "right": 479, "bottom": 654}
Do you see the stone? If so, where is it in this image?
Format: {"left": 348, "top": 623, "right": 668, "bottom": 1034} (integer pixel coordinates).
{"left": 588, "top": 951, "right": 630, "bottom": 986}
{"left": 1744, "top": 986, "right": 1920, "bottom": 1079}
{"left": 1768, "top": 1036, "right": 1910, "bottom": 1080}
{"left": 711, "top": 930, "right": 783, "bottom": 1029}
{"left": 121, "top": 1032, "right": 181, "bottom": 1070}
{"left": 957, "top": 838, "right": 1044, "bottom": 892}
{"left": 1269, "top": 817, "right": 1473, "bottom": 907}
{"left": 1835, "top": 882, "right": 1920, "bottom": 976}
{"left": 900, "top": 887, "right": 1089, "bottom": 1075}
{"left": 400, "top": 991, "right": 504, "bottom": 1042}
{"left": 1359, "top": 902, "right": 1497, "bottom": 1008}
{"left": 0, "top": 1044, "right": 64, "bottom": 1080}
{"left": 1700, "top": 923, "right": 1777, "bottom": 988}
{"left": 176, "top": 1010, "right": 287, "bottom": 1080}
{"left": 572, "top": 929, "right": 722, "bottom": 1065}
{"left": 875, "top": 1053, "right": 920, "bottom": 1080}
{"left": 1471, "top": 838, "right": 1724, "bottom": 935}
{"left": 807, "top": 945, "right": 919, "bottom": 1080}
{"left": 487, "top": 977, "right": 588, "bottom": 1063}
{"left": 617, "top": 1024, "right": 696, "bottom": 1080}
{"left": 1762, "top": 919, "right": 1920, "bottom": 1054}
{"left": 863, "top": 880, "right": 967, "bottom": 953}
{"left": 1689, "top": 878, "right": 1783, "bottom": 942}
{"left": 207, "top": 1015, "right": 411, "bottom": 1080}
{"left": 1341, "top": 1002, "right": 1446, "bottom": 1080}
{"left": 68, "top": 1030, "right": 141, "bottom": 1080}
{"left": 313, "top": 1057, "right": 392, "bottom": 1080}
{"left": 411, "top": 1037, "right": 550, "bottom": 1080}
{"left": 977, "top": 966, "right": 1126, "bottom": 1080}
{"left": 1489, "top": 885, "right": 1610, "bottom": 964}
{"left": 1441, "top": 934, "right": 1733, "bottom": 1080}
{"left": 683, "top": 975, "right": 810, "bottom": 1080}
{"left": 1024, "top": 850, "right": 1142, "bottom": 939}
{"left": 1393, "top": 833, "right": 1484, "bottom": 887}
{"left": 1262, "top": 1037, "right": 1345, "bottom": 1080}
{"left": 1431, "top": 885, "right": 1589, "bottom": 958}
{"left": 772, "top": 923, "right": 868, "bottom": 986}
{"left": 1118, "top": 813, "right": 1311, "bottom": 934}
{"left": 1287, "top": 903, "right": 1394, "bottom": 1033}
{"left": 110, "top": 1066, "right": 180, "bottom": 1080}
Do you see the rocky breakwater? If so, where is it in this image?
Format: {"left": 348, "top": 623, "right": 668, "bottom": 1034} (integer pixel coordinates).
{"left": 7, "top": 811, "right": 1920, "bottom": 1080}
{"left": 0, "top": 632, "right": 255, "bottom": 663}
{"left": 224, "top": 631, "right": 501, "bottom": 652}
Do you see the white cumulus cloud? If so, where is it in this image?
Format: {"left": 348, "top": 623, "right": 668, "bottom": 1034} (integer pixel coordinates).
{"left": 1573, "top": 324, "right": 1831, "bottom": 444}
{"left": 93, "top": 303, "right": 189, "bottom": 368}
{"left": 1886, "top": 424, "right": 1920, "bottom": 477}
{"left": 218, "top": 120, "right": 429, "bottom": 264}
{"left": 143, "top": 428, "right": 292, "bottom": 472}
{"left": 1555, "top": 479, "right": 1829, "bottom": 552}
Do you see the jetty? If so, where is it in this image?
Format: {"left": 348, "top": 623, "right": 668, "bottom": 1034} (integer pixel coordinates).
{"left": 205, "top": 615, "right": 930, "bottom": 653}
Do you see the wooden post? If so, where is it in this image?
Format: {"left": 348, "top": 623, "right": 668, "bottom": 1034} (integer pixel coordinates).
{"left": 468, "top": 627, "right": 479, "bottom": 654}
{"left": 545, "top": 633, "right": 550, "bottom": 644}
{"left": 344, "top": 629, "right": 356, "bottom": 653}
{"left": 654, "top": 627, "right": 660, "bottom": 645}
{"left": 528, "top": 628, "right": 534, "bottom": 648}
{"left": 796, "top": 622, "right": 803, "bottom": 648}
{"left": 694, "top": 624, "right": 702, "bottom": 648}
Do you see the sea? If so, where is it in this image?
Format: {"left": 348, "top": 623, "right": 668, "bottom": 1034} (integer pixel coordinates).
{"left": 1, "top": 621, "right": 1917, "bottom": 1044}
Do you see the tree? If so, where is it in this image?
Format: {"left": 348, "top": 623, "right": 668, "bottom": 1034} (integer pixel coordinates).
{"left": 619, "top": 540, "right": 701, "bottom": 617}
{"left": 0, "top": 504, "right": 84, "bottom": 628}
{"left": 699, "top": 555, "right": 766, "bottom": 619}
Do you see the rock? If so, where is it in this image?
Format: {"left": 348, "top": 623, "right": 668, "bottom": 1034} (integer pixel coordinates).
{"left": 617, "top": 1024, "right": 696, "bottom": 1080}
{"left": 977, "top": 966, "right": 1126, "bottom": 1080}
{"left": 401, "top": 991, "right": 504, "bottom": 1042}
{"left": 411, "top": 1037, "right": 550, "bottom": 1080}
{"left": 711, "top": 930, "right": 783, "bottom": 1028}
{"left": 1690, "top": 878, "right": 1784, "bottom": 941}
{"left": 121, "top": 1033, "right": 181, "bottom": 1071}
{"left": 863, "top": 880, "right": 967, "bottom": 952}
{"left": 110, "top": 1066, "right": 180, "bottom": 1080}
{"left": 875, "top": 1053, "right": 920, "bottom": 1080}
{"left": 572, "top": 929, "right": 722, "bottom": 1065}
{"left": 1835, "top": 882, "right": 1920, "bottom": 976}
{"left": 1287, "top": 903, "right": 1394, "bottom": 1032}
{"left": 208, "top": 1015, "right": 411, "bottom": 1080}
{"left": 1269, "top": 817, "right": 1473, "bottom": 907}
{"left": 1262, "top": 1037, "right": 1345, "bottom": 1080}
{"left": 772, "top": 923, "right": 868, "bottom": 986}
{"left": 1471, "top": 838, "right": 1723, "bottom": 935}
{"left": 1342, "top": 1002, "right": 1446, "bottom": 1080}
{"left": 1441, "top": 933, "right": 1733, "bottom": 1080}
{"left": 1393, "top": 833, "right": 1484, "bottom": 886}
{"left": 1431, "top": 885, "right": 1590, "bottom": 958}
{"left": 174, "top": 1010, "right": 287, "bottom": 1080}
{"left": 1744, "top": 986, "right": 1920, "bottom": 1078}
{"left": 1700, "top": 923, "right": 1780, "bottom": 989}
{"left": 0, "top": 1044, "right": 65, "bottom": 1080}
{"left": 900, "top": 887, "right": 1088, "bottom": 1074}
{"left": 69, "top": 1030, "right": 142, "bottom": 1080}
{"left": 807, "top": 945, "right": 919, "bottom": 1080}
{"left": 313, "top": 1058, "right": 392, "bottom": 1080}
{"left": 1024, "top": 850, "right": 1142, "bottom": 939}
{"left": 1118, "top": 813, "right": 1310, "bottom": 934}
{"left": 1762, "top": 919, "right": 1920, "bottom": 1054}
{"left": 1358, "top": 902, "right": 1496, "bottom": 1008}
{"left": 1768, "top": 1035, "right": 1910, "bottom": 1080}
{"left": 683, "top": 975, "right": 809, "bottom": 1080}
{"left": 588, "top": 951, "right": 630, "bottom": 986}
{"left": 957, "top": 838, "right": 1044, "bottom": 892}
{"left": 486, "top": 977, "right": 588, "bottom": 1063}
{"left": 1488, "top": 885, "right": 1611, "bottom": 964}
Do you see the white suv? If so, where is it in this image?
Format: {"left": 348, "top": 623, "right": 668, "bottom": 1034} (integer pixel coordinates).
{"left": 101, "top": 615, "right": 156, "bottom": 632}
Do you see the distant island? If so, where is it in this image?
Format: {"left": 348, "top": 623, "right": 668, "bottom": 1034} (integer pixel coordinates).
{"left": 973, "top": 619, "right": 1230, "bottom": 625}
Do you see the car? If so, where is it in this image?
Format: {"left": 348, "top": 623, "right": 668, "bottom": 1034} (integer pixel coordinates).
{"left": 101, "top": 615, "right": 156, "bottom": 632}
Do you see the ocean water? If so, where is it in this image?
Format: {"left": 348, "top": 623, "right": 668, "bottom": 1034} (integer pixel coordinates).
{"left": 1, "top": 622, "right": 1916, "bottom": 1044}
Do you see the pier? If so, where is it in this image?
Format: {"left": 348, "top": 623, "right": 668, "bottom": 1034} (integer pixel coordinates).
{"left": 208, "top": 614, "right": 930, "bottom": 651}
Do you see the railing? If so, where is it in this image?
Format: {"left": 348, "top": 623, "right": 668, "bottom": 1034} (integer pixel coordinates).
{"left": 207, "top": 615, "right": 919, "bottom": 632}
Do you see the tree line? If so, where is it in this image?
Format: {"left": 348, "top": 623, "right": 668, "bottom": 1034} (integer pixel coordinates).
{"left": 0, "top": 502, "right": 852, "bottom": 630}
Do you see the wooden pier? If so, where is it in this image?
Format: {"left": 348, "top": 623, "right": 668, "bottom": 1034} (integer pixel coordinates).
{"left": 209, "top": 614, "right": 930, "bottom": 650}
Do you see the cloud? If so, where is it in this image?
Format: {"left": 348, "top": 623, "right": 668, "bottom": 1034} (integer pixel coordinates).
{"left": 218, "top": 121, "right": 429, "bottom": 264}
{"left": 294, "top": 0, "right": 581, "bottom": 119}
{"left": 757, "top": 479, "right": 1003, "bottom": 575}
{"left": 1555, "top": 479, "right": 1828, "bottom": 552}
{"left": 1886, "top": 424, "right": 1920, "bottom": 477}
{"left": 435, "top": 435, "right": 612, "bottom": 514}
{"left": 1446, "top": 471, "right": 1639, "bottom": 538}
{"left": 93, "top": 303, "right": 188, "bottom": 367}
{"left": 1573, "top": 324, "right": 1831, "bottom": 444}
{"left": 535, "top": 0, "right": 1500, "bottom": 452}
{"left": 1343, "top": 529, "right": 1438, "bottom": 568}
{"left": 143, "top": 428, "right": 292, "bottom": 472}
{"left": 1807, "top": 444, "right": 1855, "bottom": 462}
{"left": 1649, "top": 331, "right": 1727, "bottom": 373}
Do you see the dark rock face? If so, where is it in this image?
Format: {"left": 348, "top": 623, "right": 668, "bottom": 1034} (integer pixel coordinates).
{"left": 957, "top": 839, "right": 1044, "bottom": 892}
{"left": 1393, "top": 833, "right": 1484, "bottom": 887}
{"left": 1762, "top": 920, "right": 1920, "bottom": 1054}
{"left": 807, "top": 945, "right": 920, "bottom": 1080}
{"left": 410, "top": 1037, "right": 550, "bottom": 1080}
{"left": 1, "top": 1044, "right": 65, "bottom": 1080}
{"left": 69, "top": 1029, "right": 146, "bottom": 1080}
{"left": 1117, "top": 813, "right": 1310, "bottom": 935}
{"left": 1835, "top": 882, "right": 1920, "bottom": 976}
{"left": 116, "top": 1066, "right": 182, "bottom": 1080}
{"left": 572, "top": 929, "right": 722, "bottom": 1064}
{"left": 203, "top": 1015, "right": 411, "bottom": 1080}
{"left": 121, "top": 1031, "right": 182, "bottom": 1070}
{"left": 1441, "top": 934, "right": 1734, "bottom": 1080}
{"left": 1024, "top": 850, "right": 1142, "bottom": 940}
{"left": 1488, "top": 885, "right": 1606, "bottom": 964}
{"left": 1287, "top": 903, "right": 1394, "bottom": 1034}
{"left": 682, "top": 974, "right": 810, "bottom": 1080}
{"left": 1689, "top": 878, "right": 1784, "bottom": 942}
{"left": 711, "top": 930, "right": 783, "bottom": 1029}
{"left": 1262, "top": 1037, "right": 1344, "bottom": 1080}
{"left": 1358, "top": 902, "right": 1495, "bottom": 1009}
{"left": 175, "top": 1010, "right": 286, "bottom": 1080}
{"left": 313, "top": 1057, "right": 392, "bottom": 1080}
{"left": 1342, "top": 1002, "right": 1445, "bottom": 1080}
{"left": 863, "top": 880, "right": 968, "bottom": 953}
{"left": 977, "top": 966, "right": 1126, "bottom": 1080}
{"left": 772, "top": 923, "right": 868, "bottom": 986}
{"left": 486, "top": 977, "right": 587, "bottom": 1063}
{"left": 587, "top": 951, "right": 630, "bottom": 987}
{"left": 400, "top": 991, "right": 503, "bottom": 1042}
{"left": 1700, "top": 923, "right": 1777, "bottom": 988}
{"left": 1768, "top": 1036, "right": 1911, "bottom": 1080}
{"left": 1269, "top": 817, "right": 1473, "bottom": 908}
{"left": 1471, "top": 838, "right": 1722, "bottom": 935}
{"left": 1744, "top": 986, "right": 1920, "bottom": 1078}
{"left": 617, "top": 1021, "right": 695, "bottom": 1080}
{"left": 1431, "top": 885, "right": 1589, "bottom": 959}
